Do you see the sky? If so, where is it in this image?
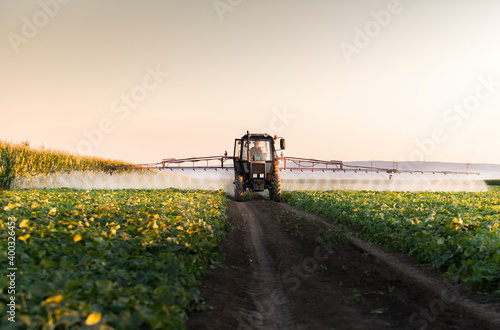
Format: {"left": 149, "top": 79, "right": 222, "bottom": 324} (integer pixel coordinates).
{"left": 1, "top": 0, "right": 500, "bottom": 165}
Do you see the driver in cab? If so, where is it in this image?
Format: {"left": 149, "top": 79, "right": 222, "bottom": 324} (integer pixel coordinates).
{"left": 250, "top": 141, "right": 264, "bottom": 160}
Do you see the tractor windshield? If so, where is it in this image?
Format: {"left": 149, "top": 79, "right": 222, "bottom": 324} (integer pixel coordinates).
{"left": 244, "top": 139, "right": 272, "bottom": 161}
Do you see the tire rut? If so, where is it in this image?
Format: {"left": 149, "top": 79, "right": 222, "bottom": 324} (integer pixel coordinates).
{"left": 234, "top": 201, "right": 298, "bottom": 329}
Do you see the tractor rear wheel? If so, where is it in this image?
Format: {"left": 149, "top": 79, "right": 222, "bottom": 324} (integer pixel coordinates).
{"left": 234, "top": 174, "right": 244, "bottom": 202}
{"left": 269, "top": 166, "right": 282, "bottom": 202}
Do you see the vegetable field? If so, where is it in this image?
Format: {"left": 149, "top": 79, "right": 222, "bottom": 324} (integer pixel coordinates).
{"left": 0, "top": 188, "right": 227, "bottom": 329}
{"left": 283, "top": 190, "right": 500, "bottom": 293}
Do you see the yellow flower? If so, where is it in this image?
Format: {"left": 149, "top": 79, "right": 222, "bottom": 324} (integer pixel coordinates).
{"left": 85, "top": 312, "right": 102, "bottom": 326}
{"left": 45, "top": 295, "right": 64, "bottom": 304}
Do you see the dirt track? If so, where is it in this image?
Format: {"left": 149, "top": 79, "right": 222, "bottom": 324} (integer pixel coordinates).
{"left": 187, "top": 198, "right": 500, "bottom": 329}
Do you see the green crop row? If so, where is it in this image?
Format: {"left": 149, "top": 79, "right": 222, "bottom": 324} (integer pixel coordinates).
{"left": 283, "top": 190, "right": 500, "bottom": 292}
{"left": 485, "top": 179, "right": 500, "bottom": 186}
{"left": 0, "top": 188, "right": 228, "bottom": 329}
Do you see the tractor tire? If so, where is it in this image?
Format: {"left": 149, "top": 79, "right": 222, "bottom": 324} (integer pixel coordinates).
{"left": 234, "top": 174, "right": 245, "bottom": 202}
{"left": 270, "top": 166, "right": 282, "bottom": 202}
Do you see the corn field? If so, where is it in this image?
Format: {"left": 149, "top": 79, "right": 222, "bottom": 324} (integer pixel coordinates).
{"left": 0, "top": 140, "right": 131, "bottom": 189}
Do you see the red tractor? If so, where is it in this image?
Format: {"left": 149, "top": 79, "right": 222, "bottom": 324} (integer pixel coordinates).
{"left": 233, "top": 131, "right": 285, "bottom": 202}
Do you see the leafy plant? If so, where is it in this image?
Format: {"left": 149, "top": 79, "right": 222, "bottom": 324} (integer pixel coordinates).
{"left": 0, "top": 188, "right": 228, "bottom": 329}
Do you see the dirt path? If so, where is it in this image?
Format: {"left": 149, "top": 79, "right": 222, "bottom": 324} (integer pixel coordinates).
{"left": 187, "top": 198, "right": 499, "bottom": 329}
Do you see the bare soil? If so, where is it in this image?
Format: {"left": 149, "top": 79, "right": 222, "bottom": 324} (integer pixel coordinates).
{"left": 187, "top": 197, "right": 500, "bottom": 330}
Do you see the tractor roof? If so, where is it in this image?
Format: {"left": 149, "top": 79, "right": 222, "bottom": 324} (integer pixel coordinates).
{"left": 241, "top": 133, "right": 274, "bottom": 140}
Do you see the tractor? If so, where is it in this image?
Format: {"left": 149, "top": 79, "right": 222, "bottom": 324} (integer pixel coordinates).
{"left": 233, "top": 131, "right": 285, "bottom": 202}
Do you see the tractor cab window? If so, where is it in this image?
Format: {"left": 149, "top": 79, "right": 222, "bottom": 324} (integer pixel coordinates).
{"left": 242, "top": 141, "right": 249, "bottom": 160}
{"left": 234, "top": 139, "right": 242, "bottom": 159}
{"left": 249, "top": 140, "right": 271, "bottom": 161}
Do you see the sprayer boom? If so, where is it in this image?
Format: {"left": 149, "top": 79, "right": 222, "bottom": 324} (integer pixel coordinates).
{"left": 21, "top": 155, "right": 481, "bottom": 177}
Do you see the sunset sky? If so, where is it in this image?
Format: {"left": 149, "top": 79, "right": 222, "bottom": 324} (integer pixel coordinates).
{"left": 2, "top": 0, "right": 500, "bottom": 165}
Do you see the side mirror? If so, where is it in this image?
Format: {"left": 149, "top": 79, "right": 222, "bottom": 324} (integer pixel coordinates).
{"left": 280, "top": 138, "right": 286, "bottom": 150}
